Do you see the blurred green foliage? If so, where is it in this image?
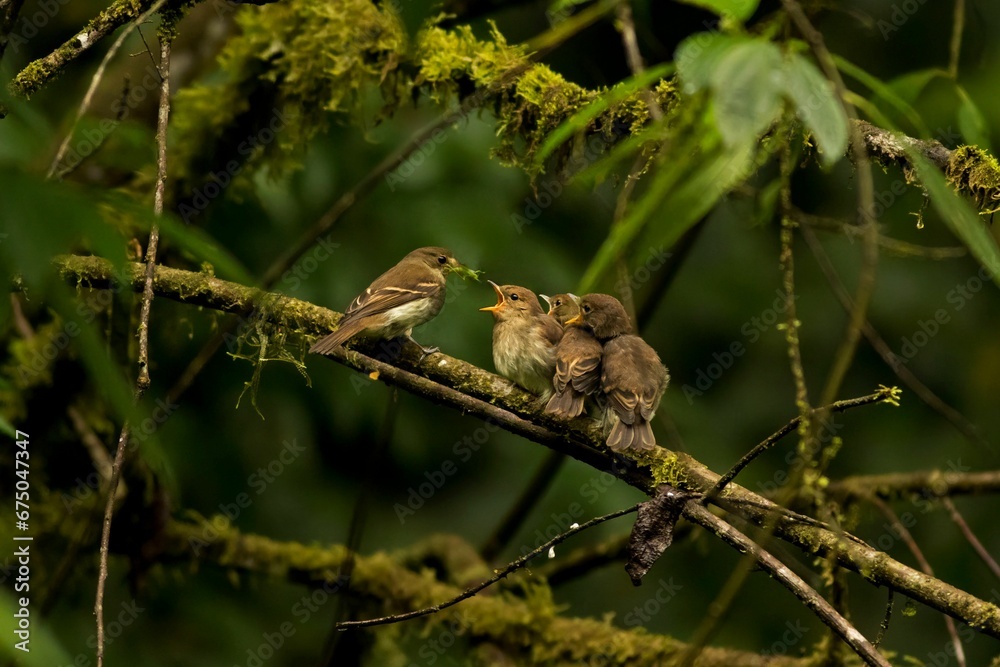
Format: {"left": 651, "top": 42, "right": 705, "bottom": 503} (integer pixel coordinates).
{"left": 2, "top": 0, "right": 1000, "bottom": 664}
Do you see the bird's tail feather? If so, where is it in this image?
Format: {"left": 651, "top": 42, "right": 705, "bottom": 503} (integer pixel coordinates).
{"left": 606, "top": 419, "right": 655, "bottom": 452}
{"left": 309, "top": 319, "right": 366, "bottom": 355}
{"left": 545, "top": 389, "right": 586, "bottom": 419}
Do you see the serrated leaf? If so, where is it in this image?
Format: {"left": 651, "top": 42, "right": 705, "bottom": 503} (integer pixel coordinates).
{"left": 710, "top": 41, "right": 784, "bottom": 148}
{"left": 783, "top": 54, "right": 848, "bottom": 167}
{"left": 674, "top": 0, "right": 759, "bottom": 21}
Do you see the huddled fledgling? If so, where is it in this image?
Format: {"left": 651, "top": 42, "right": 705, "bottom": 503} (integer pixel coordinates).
{"left": 310, "top": 247, "right": 670, "bottom": 453}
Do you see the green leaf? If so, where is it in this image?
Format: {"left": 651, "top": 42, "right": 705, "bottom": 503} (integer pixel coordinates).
{"left": 533, "top": 62, "right": 673, "bottom": 168}
{"left": 955, "top": 85, "right": 991, "bottom": 152}
{"left": 710, "top": 40, "right": 784, "bottom": 148}
{"left": 832, "top": 55, "right": 930, "bottom": 137}
{"left": 578, "top": 122, "right": 759, "bottom": 292}
{"left": 885, "top": 67, "right": 947, "bottom": 107}
{"left": 676, "top": 33, "right": 747, "bottom": 95}
{"left": 673, "top": 0, "right": 759, "bottom": 21}
{"left": 782, "top": 54, "right": 848, "bottom": 167}
{"left": 906, "top": 150, "right": 1000, "bottom": 287}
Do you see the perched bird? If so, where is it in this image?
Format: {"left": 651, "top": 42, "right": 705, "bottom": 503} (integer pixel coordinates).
{"left": 480, "top": 282, "right": 563, "bottom": 397}
{"left": 568, "top": 294, "right": 669, "bottom": 452}
{"left": 310, "top": 246, "right": 463, "bottom": 356}
{"left": 540, "top": 293, "right": 603, "bottom": 419}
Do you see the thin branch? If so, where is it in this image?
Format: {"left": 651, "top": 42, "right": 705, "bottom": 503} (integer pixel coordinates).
{"left": 782, "top": 0, "right": 879, "bottom": 409}
{"left": 795, "top": 210, "right": 967, "bottom": 260}
{"left": 800, "top": 223, "right": 990, "bottom": 449}
{"left": 12, "top": 0, "right": 149, "bottom": 96}
{"left": 534, "top": 531, "right": 632, "bottom": 586}
{"left": 682, "top": 503, "right": 890, "bottom": 667}
{"left": 941, "top": 497, "right": 1000, "bottom": 581}
{"left": 157, "top": 517, "right": 806, "bottom": 666}
{"left": 50, "top": 254, "right": 1000, "bottom": 640}
{"left": 826, "top": 469, "right": 1000, "bottom": 503}
{"left": 94, "top": 28, "right": 170, "bottom": 667}
{"left": 480, "top": 450, "right": 567, "bottom": 562}
{"left": 702, "top": 388, "right": 898, "bottom": 506}
{"left": 869, "top": 497, "right": 966, "bottom": 667}
{"left": 948, "top": 0, "right": 966, "bottom": 79}
{"left": 336, "top": 504, "right": 640, "bottom": 629}
{"left": 47, "top": 0, "right": 167, "bottom": 178}
{"left": 873, "top": 588, "right": 894, "bottom": 648}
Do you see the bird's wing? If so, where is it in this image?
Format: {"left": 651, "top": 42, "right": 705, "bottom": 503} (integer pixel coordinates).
{"left": 555, "top": 332, "right": 602, "bottom": 395}
{"left": 343, "top": 268, "right": 442, "bottom": 323}
{"left": 540, "top": 315, "right": 564, "bottom": 347}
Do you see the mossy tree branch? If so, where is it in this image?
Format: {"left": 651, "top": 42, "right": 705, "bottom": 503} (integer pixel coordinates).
{"left": 160, "top": 517, "right": 803, "bottom": 666}
{"left": 825, "top": 469, "right": 1000, "bottom": 504}
{"left": 52, "top": 253, "right": 1000, "bottom": 641}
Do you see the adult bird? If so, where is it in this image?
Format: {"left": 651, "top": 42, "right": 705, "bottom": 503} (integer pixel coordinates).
{"left": 310, "top": 246, "right": 463, "bottom": 357}
{"left": 481, "top": 282, "right": 563, "bottom": 398}
{"left": 569, "top": 294, "right": 669, "bottom": 451}
{"left": 541, "top": 293, "right": 603, "bottom": 419}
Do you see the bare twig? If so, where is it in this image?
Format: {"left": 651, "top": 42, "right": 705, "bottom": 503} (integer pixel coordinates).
{"left": 869, "top": 497, "right": 966, "bottom": 666}
{"left": 782, "top": 0, "right": 879, "bottom": 409}
{"left": 46, "top": 0, "right": 167, "bottom": 177}
{"left": 873, "top": 588, "right": 894, "bottom": 648}
{"left": 702, "top": 388, "right": 898, "bottom": 506}
{"left": 949, "top": 0, "right": 966, "bottom": 79}
{"left": 941, "top": 497, "right": 1000, "bottom": 580}
{"left": 336, "top": 504, "right": 640, "bottom": 629}
{"left": 94, "top": 27, "right": 171, "bottom": 667}
{"left": 683, "top": 503, "right": 890, "bottom": 667}
{"left": 795, "top": 210, "right": 967, "bottom": 260}
{"left": 827, "top": 469, "right": 1000, "bottom": 502}
{"left": 480, "top": 450, "right": 567, "bottom": 562}
{"left": 800, "top": 223, "right": 990, "bottom": 449}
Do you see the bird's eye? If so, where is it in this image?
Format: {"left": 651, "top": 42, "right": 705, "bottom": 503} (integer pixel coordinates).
{"left": 555, "top": 299, "right": 562, "bottom": 306}
{"left": 582, "top": 305, "right": 591, "bottom": 313}
{"left": 510, "top": 293, "right": 519, "bottom": 301}
{"left": 437, "top": 255, "right": 447, "bottom": 265}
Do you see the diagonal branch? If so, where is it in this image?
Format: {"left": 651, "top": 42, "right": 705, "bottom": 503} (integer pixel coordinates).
{"left": 49, "top": 253, "right": 1000, "bottom": 640}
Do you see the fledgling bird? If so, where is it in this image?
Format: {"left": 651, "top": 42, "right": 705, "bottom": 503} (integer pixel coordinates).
{"left": 569, "top": 294, "right": 669, "bottom": 452}
{"left": 480, "top": 282, "right": 563, "bottom": 397}
{"left": 540, "top": 293, "right": 603, "bottom": 419}
{"left": 310, "top": 246, "right": 463, "bottom": 357}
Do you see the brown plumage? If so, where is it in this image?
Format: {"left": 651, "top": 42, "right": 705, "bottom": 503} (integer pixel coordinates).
{"left": 572, "top": 294, "right": 669, "bottom": 452}
{"left": 310, "top": 247, "right": 462, "bottom": 356}
{"left": 540, "top": 293, "right": 602, "bottom": 419}
{"left": 481, "top": 282, "right": 563, "bottom": 397}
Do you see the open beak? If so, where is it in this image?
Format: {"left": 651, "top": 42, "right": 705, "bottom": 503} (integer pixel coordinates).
{"left": 565, "top": 313, "right": 584, "bottom": 326}
{"left": 539, "top": 294, "right": 553, "bottom": 315}
{"left": 479, "top": 280, "right": 505, "bottom": 313}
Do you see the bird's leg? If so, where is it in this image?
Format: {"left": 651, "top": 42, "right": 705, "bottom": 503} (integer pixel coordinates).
{"left": 404, "top": 331, "right": 439, "bottom": 360}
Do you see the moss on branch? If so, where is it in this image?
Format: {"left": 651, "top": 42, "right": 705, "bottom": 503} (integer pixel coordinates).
{"left": 163, "top": 516, "right": 802, "bottom": 666}
{"left": 51, "top": 253, "right": 1000, "bottom": 642}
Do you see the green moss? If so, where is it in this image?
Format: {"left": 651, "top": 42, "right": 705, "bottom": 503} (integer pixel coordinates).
{"left": 170, "top": 4, "right": 676, "bottom": 194}
{"left": 946, "top": 145, "right": 1000, "bottom": 209}
{"left": 170, "top": 0, "right": 407, "bottom": 196}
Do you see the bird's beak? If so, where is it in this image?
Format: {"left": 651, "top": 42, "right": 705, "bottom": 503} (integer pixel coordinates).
{"left": 539, "top": 294, "right": 552, "bottom": 314}
{"left": 567, "top": 293, "right": 579, "bottom": 303}
{"left": 565, "top": 313, "right": 584, "bottom": 326}
{"left": 480, "top": 280, "right": 505, "bottom": 313}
